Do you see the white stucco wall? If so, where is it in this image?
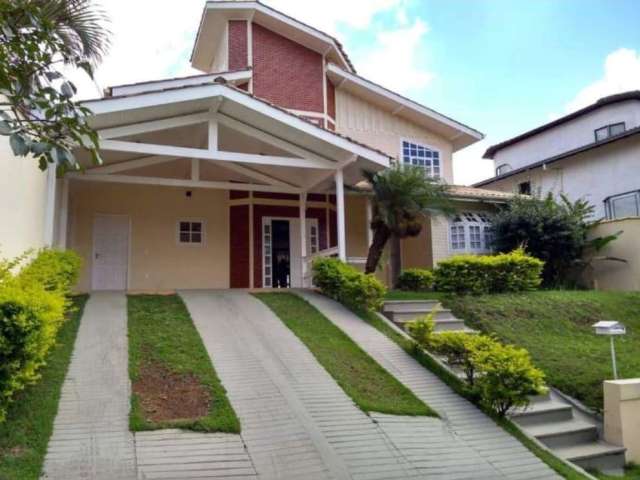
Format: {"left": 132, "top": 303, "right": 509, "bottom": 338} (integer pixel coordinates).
{"left": 492, "top": 100, "right": 640, "bottom": 172}
{"left": 0, "top": 137, "right": 48, "bottom": 260}
{"left": 485, "top": 134, "right": 640, "bottom": 219}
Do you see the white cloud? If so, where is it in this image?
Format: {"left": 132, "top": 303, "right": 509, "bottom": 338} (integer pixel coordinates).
{"left": 357, "top": 19, "right": 433, "bottom": 94}
{"left": 563, "top": 48, "right": 640, "bottom": 113}
{"left": 452, "top": 139, "right": 496, "bottom": 186}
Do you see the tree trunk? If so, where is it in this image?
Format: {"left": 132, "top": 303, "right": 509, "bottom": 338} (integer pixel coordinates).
{"left": 389, "top": 235, "right": 402, "bottom": 287}
{"left": 365, "top": 226, "right": 391, "bottom": 274}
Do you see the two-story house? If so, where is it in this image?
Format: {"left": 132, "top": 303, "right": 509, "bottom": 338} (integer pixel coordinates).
{"left": 1, "top": 0, "right": 513, "bottom": 292}
{"left": 477, "top": 91, "right": 640, "bottom": 290}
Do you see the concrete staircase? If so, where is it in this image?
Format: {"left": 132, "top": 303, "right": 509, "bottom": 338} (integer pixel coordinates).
{"left": 511, "top": 391, "right": 626, "bottom": 475}
{"left": 381, "top": 298, "right": 627, "bottom": 476}
{"left": 382, "top": 299, "right": 472, "bottom": 332}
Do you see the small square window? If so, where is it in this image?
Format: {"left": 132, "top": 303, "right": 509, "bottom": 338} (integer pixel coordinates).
{"left": 610, "top": 123, "right": 626, "bottom": 136}
{"left": 178, "top": 220, "right": 204, "bottom": 245}
{"left": 518, "top": 181, "right": 532, "bottom": 195}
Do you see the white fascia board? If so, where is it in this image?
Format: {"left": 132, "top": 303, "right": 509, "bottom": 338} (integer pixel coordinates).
{"left": 109, "top": 70, "right": 252, "bottom": 97}
{"left": 83, "top": 84, "right": 390, "bottom": 168}
{"left": 327, "top": 63, "right": 484, "bottom": 141}
{"left": 204, "top": 1, "right": 352, "bottom": 72}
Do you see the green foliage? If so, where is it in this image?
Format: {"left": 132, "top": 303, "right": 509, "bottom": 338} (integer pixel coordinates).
{"left": 363, "top": 164, "right": 453, "bottom": 274}
{"left": 472, "top": 343, "right": 547, "bottom": 417}
{"left": 0, "top": 0, "right": 110, "bottom": 170}
{"left": 434, "top": 248, "right": 543, "bottom": 295}
{"left": 396, "top": 268, "right": 434, "bottom": 291}
{"left": 0, "top": 249, "right": 81, "bottom": 423}
{"left": 490, "top": 193, "right": 603, "bottom": 286}
{"left": 405, "top": 313, "right": 435, "bottom": 347}
{"left": 312, "top": 257, "right": 386, "bottom": 311}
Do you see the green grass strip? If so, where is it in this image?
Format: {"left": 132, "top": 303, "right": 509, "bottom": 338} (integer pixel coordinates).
{"left": 127, "top": 295, "right": 240, "bottom": 433}
{"left": 354, "top": 307, "right": 592, "bottom": 480}
{"left": 0, "top": 295, "right": 88, "bottom": 480}
{"left": 255, "top": 292, "right": 435, "bottom": 417}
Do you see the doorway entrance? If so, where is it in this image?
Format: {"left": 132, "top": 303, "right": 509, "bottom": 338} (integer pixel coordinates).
{"left": 92, "top": 214, "right": 130, "bottom": 290}
{"left": 262, "top": 217, "right": 319, "bottom": 288}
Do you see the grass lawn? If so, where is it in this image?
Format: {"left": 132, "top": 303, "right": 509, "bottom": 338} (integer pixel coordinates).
{"left": 255, "top": 292, "right": 435, "bottom": 417}
{"left": 438, "top": 290, "right": 640, "bottom": 411}
{"left": 127, "top": 295, "right": 239, "bottom": 433}
{"left": 0, "top": 295, "right": 88, "bottom": 480}
{"left": 352, "top": 306, "right": 591, "bottom": 480}
{"left": 385, "top": 290, "right": 443, "bottom": 301}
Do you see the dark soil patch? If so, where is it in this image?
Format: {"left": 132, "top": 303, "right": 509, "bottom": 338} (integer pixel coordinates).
{"left": 133, "top": 360, "right": 210, "bottom": 423}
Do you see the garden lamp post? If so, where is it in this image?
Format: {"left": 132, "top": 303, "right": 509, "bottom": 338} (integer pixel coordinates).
{"left": 592, "top": 321, "right": 626, "bottom": 380}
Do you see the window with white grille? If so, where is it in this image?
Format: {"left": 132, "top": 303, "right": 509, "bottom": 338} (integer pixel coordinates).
{"left": 402, "top": 140, "right": 441, "bottom": 178}
{"left": 449, "top": 212, "right": 493, "bottom": 253}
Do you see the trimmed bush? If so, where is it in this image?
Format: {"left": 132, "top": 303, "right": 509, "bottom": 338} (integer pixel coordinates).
{"left": 312, "top": 257, "right": 386, "bottom": 311}
{"left": 472, "top": 343, "right": 547, "bottom": 417}
{"left": 396, "top": 268, "right": 434, "bottom": 292}
{"left": 429, "top": 332, "right": 499, "bottom": 385}
{"left": 434, "top": 248, "right": 543, "bottom": 295}
{"left": 405, "top": 313, "right": 435, "bottom": 347}
{"left": 0, "top": 249, "right": 81, "bottom": 422}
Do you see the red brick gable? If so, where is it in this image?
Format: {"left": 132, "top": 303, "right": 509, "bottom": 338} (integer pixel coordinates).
{"left": 252, "top": 23, "right": 324, "bottom": 113}
{"left": 228, "top": 20, "right": 248, "bottom": 70}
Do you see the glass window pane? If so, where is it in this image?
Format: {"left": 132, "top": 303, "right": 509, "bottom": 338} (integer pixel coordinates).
{"left": 180, "top": 222, "right": 190, "bottom": 232}
{"left": 180, "top": 232, "right": 190, "bottom": 243}
{"left": 595, "top": 127, "right": 609, "bottom": 141}
{"left": 610, "top": 123, "right": 625, "bottom": 136}
{"left": 612, "top": 194, "right": 639, "bottom": 218}
{"left": 191, "top": 222, "right": 202, "bottom": 232}
{"left": 191, "top": 233, "right": 202, "bottom": 243}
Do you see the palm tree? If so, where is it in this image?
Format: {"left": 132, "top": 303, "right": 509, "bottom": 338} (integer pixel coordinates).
{"left": 38, "top": 0, "right": 111, "bottom": 64}
{"left": 363, "top": 165, "right": 453, "bottom": 281}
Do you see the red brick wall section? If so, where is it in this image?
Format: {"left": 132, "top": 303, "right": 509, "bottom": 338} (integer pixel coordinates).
{"left": 326, "top": 76, "right": 336, "bottom": 120}
{"left": 252, "top": 205, "right": 328, "bottom": 288}
{"left": 229, "top": 204, "right": 250, "bottom": 288}
{"left": 252, "top": 23, "right": 324, "bottom": 112}
{"left": 228, "top": 20, "right": 248, "bottom": 71}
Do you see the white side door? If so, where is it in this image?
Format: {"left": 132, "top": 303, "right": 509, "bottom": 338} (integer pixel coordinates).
{"left": 92, "top": 215, "right": 130, "bottom": 291}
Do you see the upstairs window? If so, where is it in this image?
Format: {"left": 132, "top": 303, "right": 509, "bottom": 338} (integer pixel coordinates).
{"left": 449, "top": 212, "right": 493, "bottom": 253}
{"left": 595, "top": 122, "right": 626, "bottom": 142}
{"left": 518, "top": 181, "right": 532, "bottom": 195}
{"left": 402, "top": 140, "right": 441, "bottom": 178}
{"left": 605, "top": 191, "right": 640, "bottom": 219}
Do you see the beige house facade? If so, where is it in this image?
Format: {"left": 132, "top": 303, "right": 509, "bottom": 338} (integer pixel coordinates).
{"left": 2, "top": 1, "right": 513, "bottom": 292}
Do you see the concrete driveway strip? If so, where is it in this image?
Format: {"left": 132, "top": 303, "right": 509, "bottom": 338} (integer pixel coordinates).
{"left": 298, "top": 290, "right": 562, "bottom": 480}
{"left": 42, "top": 292, "right": 137, "bottom": 480}
{"left": 181, "top": 290, "right": 426, "bottom": 480}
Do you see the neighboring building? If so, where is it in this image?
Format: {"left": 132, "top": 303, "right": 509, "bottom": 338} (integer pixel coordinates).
{"left": 477, "top": 91, "right": 640, "bottom": 290}
{"left": 1, "top": 0, "right": 512, "bottom": 291}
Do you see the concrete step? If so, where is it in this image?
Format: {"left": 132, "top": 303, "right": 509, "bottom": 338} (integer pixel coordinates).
{"left": 524, "top": 418, "right": 598, "bottom": 449}
{"left": 554, "top": 441, "right": 626, "bottom": 474}
{"left": 510, "top": 400, "right": 574, "bottom": 426}
{"left": 386, "top": 309, "right": 457, "bottom": 324}
{"left": 383, "top": 300, "right": 441, "bottom": 313}
{"left": 432, "top": 318, "right": 473, "bottom": 332}
{"left": 528, "top": 391, "right": 552, "bottom": 404}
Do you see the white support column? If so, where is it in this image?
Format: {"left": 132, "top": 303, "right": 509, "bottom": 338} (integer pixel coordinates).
{"left": 57, "top": 178, "right": 69, "bottom": 248}
{"left": 335, "top": 169, "right": 347, "bottom": 262}
{"left": 208, "top": 114, "right": 218, "bottom": 151}
{"left": 249, "top": 192, "right": 254, "bottom": 289}
{"left": 300, "top": 192, "right": 307, "bottom": 283}
{"left": 43, "top": 163, "right": 57, "bottom": 247}
{"left": 191, "top": 158, "right": 200, "bottom": 181}
{"left": 366, "top": 196, "right": 373, "bottom": 247}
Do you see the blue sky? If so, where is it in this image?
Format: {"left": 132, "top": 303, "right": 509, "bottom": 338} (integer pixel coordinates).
{"left": 79, "top": 0, "right": 640, "bottom": 185}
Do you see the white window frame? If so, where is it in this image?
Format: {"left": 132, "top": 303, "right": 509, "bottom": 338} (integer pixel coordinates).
{"left": 177, "top": 218, "right": 206, "bottom": 246}
{"left": 448, "top": 212, "right": 493, "bottom": 254}
{"left": 400, "top": 138, "right": 442, "bottom": 179}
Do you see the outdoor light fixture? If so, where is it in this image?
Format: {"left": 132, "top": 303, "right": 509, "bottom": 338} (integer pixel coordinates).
{"left": 592, "top": 321, "right": 626, "bottom": 380}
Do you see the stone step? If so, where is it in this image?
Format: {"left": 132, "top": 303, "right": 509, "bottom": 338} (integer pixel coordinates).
{"left": 510, "top": 400, "right": 574, "bottom": 426}
{"left": 385, "top": 309, "right": 457, "bottom": 324}
{"left": 528, "top": 391, "right": 552, "bottom": 403}
{"left": 524, "top": 418, "right": 598, "bottom": 449}
{"left": 554, "top": 441, "right": 626, "bottom": 474}
{"left": 383, "top": 300, "right": 441, "bottom": 313}
{"left": 432, "top": 318, "right": 472, "bottom": 332}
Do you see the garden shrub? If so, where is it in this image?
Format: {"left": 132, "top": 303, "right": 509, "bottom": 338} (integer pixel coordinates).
{"left": 396, "top": 268, "right": 434, "bottom": 291}
{"left": 429, "top": 332, "right": 499, "bottom": 385}
{"left": 0, "top": 249, "right": 81, "bottom": 422}
{"left": 312, "top": 257, "right": 386, "bottom": 311}
{"left": 472, "top": 343, "right": 547, "bottom": 417}
{"left": 404, "top": 313, "right": 435, "bottom": 347}
{"left": 434, "top": 248, "right": 543, "bottom": 295}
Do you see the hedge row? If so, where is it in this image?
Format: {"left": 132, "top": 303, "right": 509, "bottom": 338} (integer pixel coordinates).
{"left": 312, "top": 257, "right": 386, "bottom": 312}
{"left": 0, "top": 249, "right": 81, "bottom": 422}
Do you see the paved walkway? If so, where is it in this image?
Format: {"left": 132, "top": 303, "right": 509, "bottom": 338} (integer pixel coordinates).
{"left": 42, "top": 292, "right": 256, "bottom": 480}
{"left": 299, "top": 291, "right": 561, "bottom": 480}
{"left": 42, "top": 292, "right": 136, "bottom": 480}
